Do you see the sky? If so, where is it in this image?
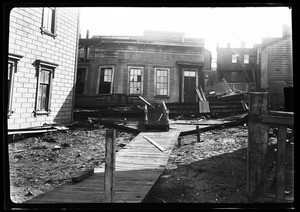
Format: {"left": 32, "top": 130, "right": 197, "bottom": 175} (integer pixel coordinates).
{"left": 79, "top": 7, "right": 292, "bottom": 57}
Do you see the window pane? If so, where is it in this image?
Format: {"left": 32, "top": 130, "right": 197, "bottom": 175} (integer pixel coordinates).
{"left": 244, "top": 55, "right": 249, "bottom": 64}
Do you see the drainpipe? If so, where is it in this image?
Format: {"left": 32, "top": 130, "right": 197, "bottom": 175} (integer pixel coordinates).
{"left": 70, "top": 8, "right": 80, "bottom": 123}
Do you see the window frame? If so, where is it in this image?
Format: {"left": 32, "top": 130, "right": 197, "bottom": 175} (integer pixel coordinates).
{"left": 154, "top": 67, "right": 170, "bottom": 97}
{"left": 33, "top": 60, "right": 58, "bottom": 116}
{"left": 232, "top": 54, "right": 238, "bottom": 63}
{"left": 97, "top": 66, "right": 114, "bottom": 94}
{"left": 8, "top": 53, "right": 23, "bottom": 117}
{"left": 128, "top": 66, "right": 144, "bottom": 95}
{"left": 40, "top": 7, "right": 57, "bottom": 38}
{"left": 244, "top": 54, "right": 249, "bottom": 64}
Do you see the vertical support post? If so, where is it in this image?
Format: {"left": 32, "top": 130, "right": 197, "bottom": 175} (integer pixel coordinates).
{"left": 177, "top": 137, "right": 181, "bottom": 148}
{"left": 276, "top": 124, "right": 287, "bottom": 200}
{"left": 104, "top": 129, "right": 116, "bottom": 203}
{"left": 144, "top": 105, "right": 148, "bottom": 124}
{"left": 196, "top": 125, "right": 200, "bottom": 142}
{"left": 247, "top": 92, "right": 269, "bottom": 202}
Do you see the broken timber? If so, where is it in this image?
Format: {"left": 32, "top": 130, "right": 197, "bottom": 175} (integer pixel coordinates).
{"left": 142, "top": 136, "right": 166, "bottom": 153}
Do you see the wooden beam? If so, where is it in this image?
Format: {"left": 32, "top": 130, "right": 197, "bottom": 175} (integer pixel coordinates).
{"left": 104, "top": 129, "right": 116, "bottom": 203}
{"left": 276, "top": 125, "right": 287, "bottom": 200}
{"left": 247, "top": 92, "right": 269, "bottom": 203}
{"left": 142, "top": 136, "right": 166, "bottom": 153}
{"left": 139, "top": 96, "right": 155, "bottom": 109}
{"left": 260, "top": 115, "right": 294, "bottom": 126}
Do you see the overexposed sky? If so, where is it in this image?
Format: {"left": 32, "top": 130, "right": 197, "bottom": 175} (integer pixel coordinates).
{"left": 79, "top": 7, "right": 292, "bottom": 55}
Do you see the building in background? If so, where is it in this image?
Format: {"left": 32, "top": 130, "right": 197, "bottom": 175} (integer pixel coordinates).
{"left": 216, "top": 41, "right": 260, "bottom": 92}
{"left": 260, "top": 24, "right": 293, "bottom": 110}
{"left": 7, "top": 7, "right": 80, "bottom": 129}
{"left": 75, "top": 30, "right": 211, "bottom": 107}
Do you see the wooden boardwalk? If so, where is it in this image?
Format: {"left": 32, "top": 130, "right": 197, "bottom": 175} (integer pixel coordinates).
{"left": 25, "top": 117, "right": 238, "bottom": 203}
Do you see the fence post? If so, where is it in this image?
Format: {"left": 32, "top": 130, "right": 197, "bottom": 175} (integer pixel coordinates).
{"left": 104, "top": 129, "right": 116, "bottom": 203}
{"left": 196, "top": 125, "right": 201, "bottom": 142}
{"left": 247, "top": 92, "right": 269, "bottom": 202}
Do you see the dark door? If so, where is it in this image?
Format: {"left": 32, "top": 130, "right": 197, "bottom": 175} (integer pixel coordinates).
{"left": 99, "top": 68, "right": 112, "bottom": 94}
{"left": 183, "top": 70, "right": 197, "bottom": 102}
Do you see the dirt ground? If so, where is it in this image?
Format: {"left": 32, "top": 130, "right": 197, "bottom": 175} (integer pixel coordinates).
{"left": 8, "top": 117, "right": 294, "bottom": 204}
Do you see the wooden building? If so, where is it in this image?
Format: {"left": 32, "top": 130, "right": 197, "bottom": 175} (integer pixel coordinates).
{"left": 75, "top": 30, "right": 211, "bottom": 107}
{"left": 216, "top": 42, "right": 260, "bottom": 92}
{"left": 7, "top": 7, "right": 80, "bottom": 130}
{"left": 260, "top": 24, "right": 293, "bottom": 110}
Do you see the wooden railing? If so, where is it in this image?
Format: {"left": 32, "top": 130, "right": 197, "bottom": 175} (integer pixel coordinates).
{"left": 247, "top": 92, "right": 294, "bottom": 203}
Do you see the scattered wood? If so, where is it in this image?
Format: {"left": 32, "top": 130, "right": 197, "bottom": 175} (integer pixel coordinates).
{"left": 142, "top": 136, "right": 166, "bottom": 153}
{"left": 139, "top": 96, "right": 155, "bottom": 109}
{"left": 71, "top": 168, "right": 94, "bottom": 184}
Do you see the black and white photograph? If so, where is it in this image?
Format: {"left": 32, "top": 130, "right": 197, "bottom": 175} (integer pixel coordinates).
{"left": 4, "top": 4, "right": 294, "bottom": 209}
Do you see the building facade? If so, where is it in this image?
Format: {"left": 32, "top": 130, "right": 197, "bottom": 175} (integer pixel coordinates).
{"left": 75, "top": 31, "right": 210, "bottom": 107}
{"left": 7, "top": 7, "right": 79, "bottom": 129}
{"left": 216, "top": 42, "right": 260, "bottom": 92}
{"left": 260, "top": 25, "right": 293, "bottom": 110}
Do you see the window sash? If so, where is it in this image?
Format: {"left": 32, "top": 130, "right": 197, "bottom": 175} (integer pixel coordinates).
{"left": 41, "top": 7, "right": 57, "bottom": 37}
{"left": 244, "top": 55, "right": 249, "bottom": 64}
{"left": 155, "top": 68, "right": 169, "bottom": 96}
{"left": 129, "top": 68, "right": 142, "bottom": 94}
{"left": 232, "top": 54, "right": 238, "bottom": 63}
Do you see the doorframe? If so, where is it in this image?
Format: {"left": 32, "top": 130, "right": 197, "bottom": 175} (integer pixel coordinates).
{"left": 97, "top": 66, "right": 114, "bottom": 94}
{"left": 181, "top": 68, "right": 198, "bottom": 102}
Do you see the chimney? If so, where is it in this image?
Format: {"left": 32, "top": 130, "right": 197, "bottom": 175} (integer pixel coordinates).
{"left": 282, "top": 24, "right": 291, "bottom": 38}
{"left": 227, "top": 43, "right": 230, "bottom": 48}
{"left": 86, "top": 30, "right": 89, "bottom": 39}
{"left": 241, "top": 41, "right": 246, "bottom": 48}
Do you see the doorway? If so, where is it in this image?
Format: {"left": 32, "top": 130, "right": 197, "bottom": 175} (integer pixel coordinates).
{"left": 98, "top": 67, "right": 113, "bottom": 94}
{"left": 183, "top": 70, "right": 197, "bottom": 102}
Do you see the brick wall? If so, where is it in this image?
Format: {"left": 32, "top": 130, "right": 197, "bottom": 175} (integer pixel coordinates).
{"left": 8, "top": 7, "right": 79, "bottom": 129}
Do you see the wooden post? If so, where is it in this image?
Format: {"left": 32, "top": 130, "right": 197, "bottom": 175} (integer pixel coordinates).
{"left": 196, "top": 125, "right": 200, "bottom": 142}
{"left": 104, "top": 129, "right": 116, "bottom": 203}
{"left": 276, "top": 124, "right": 287, "bottom": 200}
{"left": 247, "top": 92, "right": 269, "bottom": 202}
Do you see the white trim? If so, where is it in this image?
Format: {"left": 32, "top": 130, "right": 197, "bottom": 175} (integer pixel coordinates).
{"left": 127, "top": 66, "right": 144, "bottom": 95}
{"left": 97, "top": 66, "right": 114, "bottom": 94}
{"left": 182, "top": 68, "right": 198, "bottom": 102}
{"left": 154, "top": 67, "right": 170, "bottom": 97}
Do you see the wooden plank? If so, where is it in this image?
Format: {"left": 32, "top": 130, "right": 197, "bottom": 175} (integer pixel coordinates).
{"left": 260, "top": 114, "right": 293, "bottom": 126}
{"left": 71, "top": 168, "right": 94, "bottom": 183}
{"left": 142, "top": 136, "right": 166, "bottom": 153}
{"left": 247, "top": 92, "right": 269, "bottom": 203}
{"left": 276, "top": 124, "right": 287, "bottom": 200}
{"left": 196, "top": 88, "right": 204, "bottom": 101}
{"left": 104, "top": 129, "right": 116, "bottom": 203}
{"left": 269, "top": 110, "right": 294, "bottom": 117}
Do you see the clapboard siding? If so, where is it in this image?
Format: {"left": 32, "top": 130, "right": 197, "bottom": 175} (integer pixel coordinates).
{"left": 260, "top": 49, "right": 269, "bottom": 89}
{"left": 260, "top": 37, "right": 293, "bottom": 88}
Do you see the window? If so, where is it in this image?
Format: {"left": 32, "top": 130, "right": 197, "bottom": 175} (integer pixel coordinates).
{"left": 128, "top": 67, "right": 143, "bottom": 95}
{"left": 41, "top": 7, "right": 57, "bottom": 37}
{"left": 98, "top": 67, "right": 113, "bottom": 94}
{"left": 155, "top": 68, "right": 169, "bottom": 96}
{"left": 34, "top": 60, "right": 58, "bottom": 116}
{"left": 8, "top": 53, "right": 23, "bottom": 117}
{"left": 232, "top": 54, "right": 238, "bottom": 63}
{"left": 76, "top": 68, "right": 87, "bottom": 94}
{"left": 244, "top": 54, "right": 249, "bottom": 64}
{"left": 78, "top": 46, "right": 90, "bottom": 61}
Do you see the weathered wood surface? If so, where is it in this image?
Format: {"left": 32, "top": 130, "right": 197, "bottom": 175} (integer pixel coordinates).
{"left": 26, "top": 116, "right": 246, "bottom": 204}
{"left": 26, "top": 128, "right": 182, "bottom": 203}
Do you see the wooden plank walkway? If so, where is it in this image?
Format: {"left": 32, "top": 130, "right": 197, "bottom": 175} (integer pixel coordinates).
{"left": 25, "top": 117, "right": 240, "bottom": 203}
